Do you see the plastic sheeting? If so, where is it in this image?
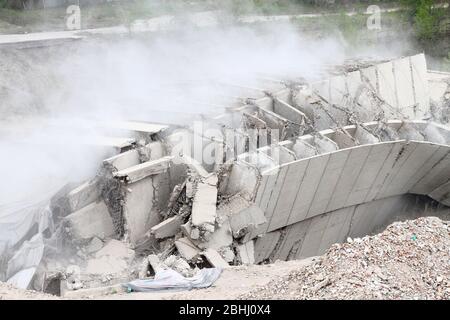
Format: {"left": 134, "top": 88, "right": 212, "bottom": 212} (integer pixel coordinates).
{"left": 124, "top": 268, "right": 222, "bottom": 292}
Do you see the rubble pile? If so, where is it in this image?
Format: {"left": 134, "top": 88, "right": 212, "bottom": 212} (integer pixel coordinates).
{"left": 240, "top": 217, "right": 450, "bottom": 300}
{"left": 2, "top": 53, "right": 450, "bottom": 296}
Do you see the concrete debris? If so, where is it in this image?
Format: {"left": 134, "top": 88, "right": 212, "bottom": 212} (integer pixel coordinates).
{"left": 191, "top": 181, "right": 218, "bottom": 231}
{"left": 147, "top": 254, "right": 164, "bottom": 274}
{"left": 163, "top": 255, "right": 193, "bottom": 277}
{"left": 65, "top": 179, "right": 101, "bottom": 213}
{"left": 64, "top": 201, "right": 115, "bottom": 241}
{"left": 202, "top": 249, "right": 230, "bottom": 268}
{"left": 5, "top": 53, "right": 450, "bottom": 297}
{"left": 150, "top": 216, "right": 184, "bottom": 239}
{"left": 114, "top": 156, "right": 172, "bottom": 183}
{"left": 241, "top": 217, "right": 450, "bottom": 300}
{"left": 175, "top": 237, "right": 201, "bottom": 261}
{"left": 237, "top": 241, "right": 255, "bottom": 265}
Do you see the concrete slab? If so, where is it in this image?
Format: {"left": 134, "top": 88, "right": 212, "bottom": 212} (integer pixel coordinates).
{"left": 114, "top": 156, "right": 172, "bottom": 183}
{"left": 175, "top": 237, "right": 201, "bottom": 261}
{"left": 65, "top": 201, "right": 115, "bottom": 241}
{"left": 191, "top": 182, "right": 218, "bottom": 228}
{"left": 150, "top": 216, "right": 184, "bottom": 239}
{"left": 237, "top": 241, "right": 255, "bottom": 265}
{"left": 202, "top": 249, "right": 230, "bottom": 268}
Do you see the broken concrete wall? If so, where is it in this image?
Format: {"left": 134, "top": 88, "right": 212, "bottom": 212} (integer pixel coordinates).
{"left": 253, "top": 194, "right": 450, "bottom": 263}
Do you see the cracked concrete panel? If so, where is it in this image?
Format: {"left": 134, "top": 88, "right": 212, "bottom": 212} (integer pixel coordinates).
{"left": 265, "top": 166, "right": 289, "bottom": 232}
{"left": 150, "top": 216, "right": 184, "bottom": 239}
{"left": 237, "top": 240, "right": 255, "bottom": 265}
{"left": 317, "top": 207, "right": 353, "bottom": 255}
{"left": 229, "top": 204, "right": 267, "bottom": 242}
{"left": 297, "top": 213, "right": 330, "bottom": 259}
{"left": 377, "top": 60, "right": 397, "bottom": 110}
{"left": 428, "top": 180, "right": 450, "bottom": 205}
{"left": 65, "top": 201, "right": 115, "bottom": 241}
{"left": 288, "top": 154, "right": 330, "bottom": 225}
{"left": 202, "top": 248, "right": 229, "bottom": 268}
{"left": 364, "top": 142, "right": 406, "bottom": 201}
{"left": 191, "top": 182, "right": 217, "bottom": 228}
{"left": 329, "top": 74, "right": 348, "bottom": 107}
{"left": 375, "top": 142, "right": 420, "bottom": 199}
{"left": 393, "top": 57, "right": 415, "bottom": 116}
{"left": 189, "top": 219, "right": 233, "bottom": 251}
{"left": 175, "top": 237, "right": 201, "bottom": 261}
{"left": 224, "top": 161, "right": 259, "bottom": 200}
{"left": 354, "top": 126, "right": 379, "bottom": 145}
{"left": 325, "top": 146, "right": 372, "bottom": 212}
{"left": 268, "top": 160, "right": 309, "bottom": 231}
{"left": 410, "top": 54, "right": 430, "bottom": 117}
{"left": 345, "top": 143, "right": 393, "bottom": 207}
{"left": 382, "top": 142, "right": 441, "bottom": 198}
{"left": 331, "top": 129, "right": 358, "bottom": 149}
{"left": 307, "top": 149, "right": 351, "bottom": 218}
{"left": 410, "top": 150, "right": 450, "bottom": 195}
{"left": 103, "top": 150, "right": 141, "bottom": 171}
{"left": 360, "top": 66, "right": 378, "bottom": 94}
{"left": 313, "top": 135, "right": 339, "bottom": 154}
{"left": 122, "top": 177, "right": 157, "bottom": 246}
{"left": 401, "top": 146, "right": 449, "bottom": 193}
{"left": 253, "top": 230, "right": 281, "bottom": 264}
{"left": 346, "top": 69, "right": 364, "bottom": 99}
{"left": 292, "top": 138, "right": 317, "bottom": 159}
{"left": 65, "top": 179, "right": 101, "bottom": 213}
{"left": 274, "top": 219, "right": 311, "bottom": 261}
{"left": 114, "top": 156, "right": 172, "bottom": 183}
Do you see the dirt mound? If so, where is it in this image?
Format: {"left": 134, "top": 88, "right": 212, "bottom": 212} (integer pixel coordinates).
{"left": 240, "top": 217, "right": 450, "bottom": 300}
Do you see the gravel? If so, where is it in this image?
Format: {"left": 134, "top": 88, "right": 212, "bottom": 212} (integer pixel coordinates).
{"left": 240, "top": 216, "right": 450, "bottom": 300}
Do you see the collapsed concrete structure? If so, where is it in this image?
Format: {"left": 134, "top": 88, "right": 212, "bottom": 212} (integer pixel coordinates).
{"left": 1, "top": 53, "right": 450, "bottom": 296}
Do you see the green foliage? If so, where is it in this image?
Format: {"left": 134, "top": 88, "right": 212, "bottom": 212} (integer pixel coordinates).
{"left": 401, "top": 0, "right": 443, "bottom": 41}
{"left": 414, "top": 0, "right": 438, "bottom": 40}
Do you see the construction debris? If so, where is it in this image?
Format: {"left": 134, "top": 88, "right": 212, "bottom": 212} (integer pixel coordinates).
{"left": 240, "top": 217, "right": 450, "bottom": 300}
{"left": 2, "top": 53, "right": 450, "bottom": 297}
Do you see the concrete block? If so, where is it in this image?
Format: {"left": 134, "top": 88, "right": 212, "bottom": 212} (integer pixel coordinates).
{"left": 191, "top": 182, "right": 218, "bottom": 228}
{"left": 122, "top": 177, "right": 156, "bottom": 245}
{"left": 393, "top": 57, "right": 415, "bottom": 115}
{"left": 150, "top": 216, "right": 184, "bottom": 239}
{"left": 66, "top": 179, "right": 100, "bottom": 213}
{"left": 354, "top": 126, "right": 379, "bottom": 145}
{"left": 103, "top": 150, "right": 140, "bottom": 171}
{"left": 269, "top": 160, "right": 309, "bottom": 230}
{"left": 254, "top": 231, "right": 281, "bottom": 263}
{"left": 65, "top": 201, "right": 115, "bottom": 241}
{"left": 114, "top": 156, "right": 172, "bottom": 183}
{"left": 202, "top": 248, "right": 230, "bottom": 268}
{"left": 85, "top": 239, "right": 134, "bottom": 275}
{"left": 289, "top": 154, "right": 330, "bottom": 225}
{"left": 377, "top": 60, "right": 397, "bottom": 109}
{"left": 175, "top": 237, "right": 201, "bottom": 261}
{"left": 195, "top": 219, "right": 233, "bottom": 250}
{"left": 313, "top": 134, "right": 338, "bottom": 154}
{"left": 332, "top": 129, "right": 357, "bottom": 149}
{"left": 229, "top": 204, "right": 267, "bottom": 241}
{"left": 237, "top": 240, "right": 255, "bottom": 265}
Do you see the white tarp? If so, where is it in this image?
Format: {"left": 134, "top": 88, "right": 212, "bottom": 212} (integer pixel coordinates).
{"left": 124, "top": 268, "right": 222, "bottom": 292}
